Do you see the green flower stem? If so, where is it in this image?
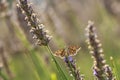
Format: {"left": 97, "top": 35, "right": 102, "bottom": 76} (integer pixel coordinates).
{"left": 110, "top": 57, "right": 119, "bottom": 80}
{"left": 46, "top": 45, "right": 68, "bottom": 80}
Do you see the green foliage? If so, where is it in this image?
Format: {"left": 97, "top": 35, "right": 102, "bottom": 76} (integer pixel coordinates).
{"left": 0, "top": 70, "right": 8, "bottom": 80}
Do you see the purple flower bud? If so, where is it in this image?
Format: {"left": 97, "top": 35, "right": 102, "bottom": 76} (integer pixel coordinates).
{"left": 64, "top": 56, "right": 73, "bottom": 63}
{"left": 93, "top": 69, "right": 97, "bottom": 76}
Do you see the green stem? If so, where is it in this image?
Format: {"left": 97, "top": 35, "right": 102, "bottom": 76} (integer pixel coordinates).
{"left": 111, "top": 58, "right": 119, "bottom": 80}
{"left": 46, "top": 45, "right": 68, "bottom": 80}
{"left": 0, "top": 71, "right": 8, "bottom": 80}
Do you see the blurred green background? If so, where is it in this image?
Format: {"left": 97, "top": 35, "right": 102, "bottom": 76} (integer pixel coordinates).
{"left": 0, "top": 0, "right": 120, "bottom": 80}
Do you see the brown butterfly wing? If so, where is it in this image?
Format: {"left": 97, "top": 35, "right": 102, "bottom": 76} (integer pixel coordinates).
{"left": 68, "top": 46, "right": 80, "bottom": 56}
{"left": 54, "top": 49, "right": 66, "bottom": 58}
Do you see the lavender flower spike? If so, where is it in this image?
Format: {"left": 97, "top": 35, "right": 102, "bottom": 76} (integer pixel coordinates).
{"left": 64, "top": 56, "right": 84, "bottom": 80}
{"left": 18, "top": 0, "right": 52, "bottom": 46}
{"left": 86, "top": 21, "right": 115, "bottom": 80}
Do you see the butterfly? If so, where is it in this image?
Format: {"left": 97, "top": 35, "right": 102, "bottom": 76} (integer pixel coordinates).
{"left": 54, "top": 45, "right": 81, "bottom": 59}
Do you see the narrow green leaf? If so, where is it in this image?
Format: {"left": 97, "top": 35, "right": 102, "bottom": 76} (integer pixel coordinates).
{"left": 27, "top": 49, "right": 50, "bottom": 80}
{"left": 46, "top": 45, "right": 68, "bottom": 80}
{"left": 110, "top": 57, "right": 120, "bottom": 80}
{"left": 0, "top": 71, "right": 8, "bottom": 80}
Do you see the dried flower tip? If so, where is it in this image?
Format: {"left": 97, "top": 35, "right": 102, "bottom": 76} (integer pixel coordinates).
{"left": 28, "top": 3, "right": 32, "bottom": 6}
{"left": 39, "top": 24, "right": 45, "bottom": 28}
{"left": 85, "top": 39, "right": 90, "bottom": 44}
{"left": 36, "top": 40, "right": 41, "bottom": 45}
{"left": 86, "top": 21, "right": 95, "bottom": 32}
{"left": 27, "top": 22, "right": 31, "bottom": 26}
{"left": 48, "top": 36, "right": 52, "bottom": 40}
{"left": 95, "top": 39, "right": 100, "bottom": 43}
{"left": 25, "top": 16, "right": 28, "bottom": 20}
{"left": 90, "top": 51, "right": 94, "bottom": 54}
{"left": 88, "top": 20, "right": 94, "bottom": 26}
{"left": 33, "top": 35, "right": 37, "bottom": 39}
{"left": 94, "top": 34, "right": 98, "bottom": 38}
{"left": 29, "top": 27, "right": 35, "bottom": 33}
{"left": 31, "top": 13, "right": 36, "bottom": 17}
{"left": 98, "top": 43, "right": 102, "bottom": 47}
{"left": 16, "top": 4, "right": 20, "bottom": 7}
{"left": 100, "top": 54, "right": 104, "bottom": 57}
{"left": 102, "top": 60, "right": 106, "bottom": 64}
{"left": 99, "top": 49, "right": 103, "bottom": 53}
{"left": 85, "top": 21, "right": 94, "bottom": 31}
{"left": 22, "top": 10, "right": 25, "bottom": 14}
{"left": 45, "top": 30, "right": 49, "bottom": 33}
{"left": 88, "top": 45, "right": 92, "bottom": 49}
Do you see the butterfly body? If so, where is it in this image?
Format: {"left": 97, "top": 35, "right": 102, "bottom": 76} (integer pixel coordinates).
{"left": 54, "top": 45, "right": 81, "bottom": 59}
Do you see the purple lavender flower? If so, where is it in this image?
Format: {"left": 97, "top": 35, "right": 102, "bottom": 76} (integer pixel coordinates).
{"left": 64, "top": 56, "right": 74, "bottom": 63}
{"left": 86, "top": 21, "right": 115, "bottom": 80}
{"left": 64, "top": 56, "right": 83, "bottom": 80}
{"left": 18, "top": 0, "right": 52, "bottom": 46}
